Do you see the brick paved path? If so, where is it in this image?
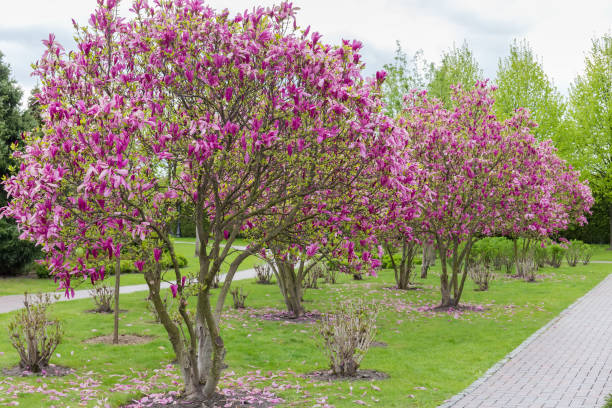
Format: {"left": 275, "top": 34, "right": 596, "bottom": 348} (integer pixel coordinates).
{"left": 440, "top": 273, "right": 612, "bottom": 408}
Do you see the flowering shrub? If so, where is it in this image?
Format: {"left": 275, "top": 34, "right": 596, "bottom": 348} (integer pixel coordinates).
{"left": 318, "top": 300, "right": 379, "bottom": 376}
{"left": 8, "top": 293, "right": 63, "bottom": 372}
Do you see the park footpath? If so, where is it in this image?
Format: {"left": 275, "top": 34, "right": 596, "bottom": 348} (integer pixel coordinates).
{"left": 0, "top": 267, "right": 258, "bottom": 315}
{"left": 0, "top": 242, "right": 256, "bottom": 314}
{"left": 439, "top": 273, "right": 612, "bottom": 408}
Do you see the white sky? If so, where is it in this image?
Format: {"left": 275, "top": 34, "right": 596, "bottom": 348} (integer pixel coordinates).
{"left": 1, "top": 0, "right": 610, "bottom": 105}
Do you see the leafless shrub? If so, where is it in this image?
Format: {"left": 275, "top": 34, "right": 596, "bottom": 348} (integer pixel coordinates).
{"left": 318, "top": 300, "right": 379, "bottom": 376}
{"left": 8, "top": 293, "right": 63, "bottom": 373}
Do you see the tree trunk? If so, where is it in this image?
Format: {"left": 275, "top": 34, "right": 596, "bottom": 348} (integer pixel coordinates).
{"left": 421, "top": 243, "right": 435, "bottom": 279}
{"left": 608, "top": 204, "right": 612, "bottom": 250}
{"left": 113, "top": 255, "right": 120, "bottom": 344}
{"left": 273, "top": 259, "right": 304, "bottom": 318}
{"left": 438, "top": 245, "right": 452, "bottom": 307}
{"left": 195, "top": 228, "right": 200, "bottom": 257}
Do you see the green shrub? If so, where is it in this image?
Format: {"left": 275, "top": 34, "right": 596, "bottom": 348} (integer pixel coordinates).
{"left": 161, "top": 253, "right": 188, "bottom": 269}
{"left": 381, "top": 253, "right": 421, "bottom": 269}
{"left": 0, "top": 219, "right": 41, "bottom": 276}
{"left": 565, "top": 240, "right": 584, "bottom": 267}
{"left": 548, "top": 244, "right": 565, "bottom": 268}
{"left": 470, "top": 237, "right": 514, "bottom": 273}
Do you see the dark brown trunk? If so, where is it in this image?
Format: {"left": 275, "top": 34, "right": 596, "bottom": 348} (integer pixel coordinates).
{"left": 113, "top": 255, "right": 120, "bottom": 344}
{"left": 609, "top": 205, "right": 612, "bottom": 250}
{"left": 274, "top": 259, "right": 304, "bottom": 318}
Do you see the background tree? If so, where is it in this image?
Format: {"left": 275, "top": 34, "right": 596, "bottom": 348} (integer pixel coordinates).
{"left": 427, "top": 41, "right": 483, "bottom": 106}
{"left": 562, "top": 33, "right": 611, "bottom": 247}
{"left": 0, "top": 51, "right": 39, "bottom": 276}
{"left": 494, "top": 39, "right": 566, "bottom": 143}
{"left": 401, "top": 83, "right": 589, "bottom": 307}
{"left": 382, "top": 42, "right": 433, "bottom": 117}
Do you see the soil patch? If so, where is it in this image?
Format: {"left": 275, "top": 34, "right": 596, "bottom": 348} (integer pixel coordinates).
{"left": 431, "top": 304, "right": 489, "bottom": 313}
{"left": 257, "top": 310, "right": 322, "bottom": 324}
{"left": 83, "top": 333, "right": 155, "bottom": 345}
{"left": 85, "top": 308, "right": 128, "bottom": 314}
{"left": 304, "top": 369, "right": 389, "bottom": 382}
{"left": 371, "top": 341, "right": 388, "bottom": 348}
{"left": 383, "top": 285, "right": 422, "bottom": 291}
{"left": 122, "top": 390, "right": 280, "bottom": 407}
{"left": 3, "top": 364, "right": 73, "bottom": 377}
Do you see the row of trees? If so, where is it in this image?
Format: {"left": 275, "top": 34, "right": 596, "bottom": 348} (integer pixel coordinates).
{"left": 0, "top": 0, "right": 593, "bottom": 401}
{"left": 383, "top": 34, "right": 611, "bottom": 245}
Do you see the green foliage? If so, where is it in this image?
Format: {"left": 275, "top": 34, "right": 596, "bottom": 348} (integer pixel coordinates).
{"left": 0, "top": 53, "right": 40, "bottom": 276}
{"left": 382, "top": 41, "right": 433, "bottom": 117}
{"left": 381, "top": 252, "right": 421, "bottom": 269}
{"left": 494, "top": 39, "right": 566, "bottom": 142}
{"left": 469, "top": 237, "right": 514, "bottom": 273}
{"left": 0, "top": 219, "right": 40, "bottom": 276}
{"left": 428, "top": 41, "right": 483, "bottom": 107}
{"left": 548, "top": 244, "right": 566, "bottom": 268}
{"left": 559, "top": 33, "right": 611, "bottom": 245}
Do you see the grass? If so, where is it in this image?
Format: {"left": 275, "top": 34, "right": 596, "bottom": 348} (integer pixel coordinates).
{"left": 0, "top": 241, "right": 263, "bottom": 296}
{"left": 0, "top": 259, "right": 609, "bottom": 407}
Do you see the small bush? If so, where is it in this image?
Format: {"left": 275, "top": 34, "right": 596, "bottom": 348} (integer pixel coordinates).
{"left": 548, "top": 244, "right": 565, "bottom": 268}
{"left": 565, "top": 240, "right": 583, "bottom": 267}
{"left": 468, "top": 263, "right": 494, "bottom": 291}
{"left": 8, "top": 293, "right": 63, "bottom": 373}
{"left": 303, "top": 262, "right": 327, "bottom": 289}
{"left": 89, "top": 282, "right": 114, "bottom": 313}
{"left": 318, "top": 300, "right": 379, "bottom": 377}
{"left": 254, "top": 264, "right": 273, "bottom": 284}
{"left": 323, "top": 267, "right": 338, "bottom": 284}
{"left": 25, "top": 261, "right": 51, "bottom": 279}
{"left": 160, "top": 253, "right": 188, "bottom": 269}
{"left": 533, "top": 245, "right": 550, "bottom": 268}
{"left": 517, "top": 257, "right": 538, "bottom": 282}
{"left": 580, "top": 243, "right": 593, "bottom": 265}
{"left": 230, "top": 287, "right": 248, "bottom": 309}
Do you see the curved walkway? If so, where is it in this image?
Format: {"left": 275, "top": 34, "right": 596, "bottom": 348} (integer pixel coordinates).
{"left": 440, "top": 273, "right": 612, "bottom": 408}
{"left": 0, "top": 268, "right": 258, "bottom": 315}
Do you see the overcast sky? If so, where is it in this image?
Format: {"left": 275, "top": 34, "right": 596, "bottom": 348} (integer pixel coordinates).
{"left": 1, "top": 0, "right": 610, "bottom": 105}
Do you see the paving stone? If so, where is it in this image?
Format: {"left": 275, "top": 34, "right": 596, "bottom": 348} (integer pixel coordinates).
{"left": 439, "top": 273, "right": 612, "bottom": 408}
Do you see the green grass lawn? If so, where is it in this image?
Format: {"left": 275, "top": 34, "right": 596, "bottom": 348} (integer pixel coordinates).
{"left": 0, "top": 241, "right": 262, "bottom": 296}
{"left": 586, "top": 244, "right": 612, "bottom": 261}
{"left": 0, "top": 260, "right": 609, "bottom": 407}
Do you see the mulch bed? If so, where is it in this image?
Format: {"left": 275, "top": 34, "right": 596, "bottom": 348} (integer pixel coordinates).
{"left": 122, "top": 390, "right": 280, "bottom": 407}
{"left": 84, "top": 308, "right": 128, "bottom": 314}
{"left": 2, "top": 364, "right": 74, "bottom": 377}
{"left": 83, "top": 334, "right": 155, "bottom": 345}
{"left": 303, "top": 369, "right": 389, "bottom": 382}
{"left": 430, "top": 304, "right": 489, "bottom": 313}
{"left": 256, "top": 310, "right": 322, "bottom": 324}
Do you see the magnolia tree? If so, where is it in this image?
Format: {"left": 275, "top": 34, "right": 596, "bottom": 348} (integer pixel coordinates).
{"left": 492, "top": 114, "right": 593, "bottom": 274}
{"left": 400, "top": 82, "right": 591, "bottom": 307}
{"left": 2, "top": 0, "right": 404, "bottom": 399}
